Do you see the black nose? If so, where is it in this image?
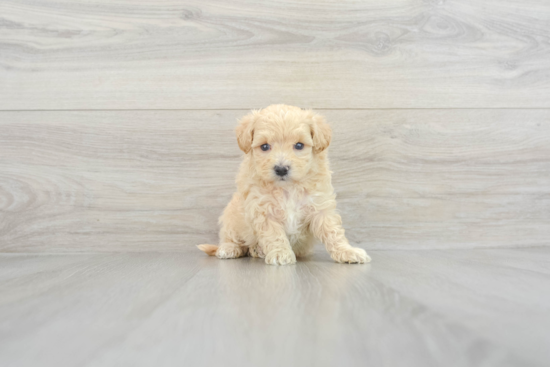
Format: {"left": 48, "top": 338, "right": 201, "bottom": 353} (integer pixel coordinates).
{"left": 274, "top": 165, "right": 289, "bottom": 177}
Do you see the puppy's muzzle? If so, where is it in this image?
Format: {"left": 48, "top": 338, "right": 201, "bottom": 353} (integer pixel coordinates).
{"left": 274, "top": 165, "right": 289, "bottom": 177}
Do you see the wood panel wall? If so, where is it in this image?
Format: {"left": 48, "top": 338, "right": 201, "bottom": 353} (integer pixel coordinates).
{"left": 1, "top": 0, "right": 549, "bottom": 252}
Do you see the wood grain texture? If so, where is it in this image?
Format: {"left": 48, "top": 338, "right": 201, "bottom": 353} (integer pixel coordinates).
{"left": 1, "top": 0, "right": 549, "bottom": 109}
{"left": 1, "top": 109, "right": 549, "bottom": 252}
{"left": 1, "top": 248, "right": 549, "bottom": 367}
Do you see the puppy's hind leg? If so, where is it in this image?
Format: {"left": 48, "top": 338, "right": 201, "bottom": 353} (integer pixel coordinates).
{"left": 197, "top": 242, "right": 248, "bottom": 259}
{"left": 197, "top": 244, "right": 219, "bottom": 256}
{"left": 248, "top": 243, "right": 265, "bottom": 258}
{"left": 292, "top": 234, "right": 316, "bottom": 258}
{"left": 216, "top": 242, "right": 248, "bottom": 259}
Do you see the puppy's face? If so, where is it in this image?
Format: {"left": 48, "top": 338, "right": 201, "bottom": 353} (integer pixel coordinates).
{"left": 236, "top": 105, "right": 331, "bottom": 184}
{"left": 251, "top": 119, "right": 314, "bottom": 183}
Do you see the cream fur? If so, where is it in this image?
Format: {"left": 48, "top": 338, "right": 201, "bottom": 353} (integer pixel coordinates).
{"left": 198, "top": 104, "right": 371, "bottom": 265}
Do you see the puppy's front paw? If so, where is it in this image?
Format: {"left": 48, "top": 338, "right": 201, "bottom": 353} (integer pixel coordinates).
{"left": 265, "top": 248, "right": 297, "bottom": 266}
{"left": 331, "top": 247, "right": 371, "bottom": 264}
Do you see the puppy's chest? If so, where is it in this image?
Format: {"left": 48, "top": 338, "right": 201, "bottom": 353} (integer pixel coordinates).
{"left": 277, "top": 190, "right": 311, "bottom": 236}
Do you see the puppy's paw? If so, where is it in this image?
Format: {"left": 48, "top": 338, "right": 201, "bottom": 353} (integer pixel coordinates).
{"left": 216, "top": 243, "right": 245, "bottom": 259}
{"left": 331, "top": 247, "right": 371, "bottom": 264}
{"left": 265, "top": 248, "right": 297, "bottom": 266}
{"left": 248, "top": 244, "right": 265, "bottom": 258}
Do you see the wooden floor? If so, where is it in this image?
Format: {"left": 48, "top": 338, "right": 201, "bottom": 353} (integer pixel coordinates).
{"left": 1, "top": 247, "right": 549, "bottom": 367}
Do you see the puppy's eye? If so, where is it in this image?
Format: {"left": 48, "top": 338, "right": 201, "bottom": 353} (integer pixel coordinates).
{"left": 260, "top": 144, "right": 270, "bottom": 151}
{"left": 294, "top": 142, "right": 304, "bottom": 150}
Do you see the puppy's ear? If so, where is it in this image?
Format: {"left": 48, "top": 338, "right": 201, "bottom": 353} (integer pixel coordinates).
{"left": 235, "top": 112, "right": 256, "bottom": 153}
{"left": 310, "top": 114, "right": 332, "bottom": 153}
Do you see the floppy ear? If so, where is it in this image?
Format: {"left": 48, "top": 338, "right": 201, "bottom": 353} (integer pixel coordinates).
{"left": 310, "top": 114, "right": 332, "bottom": 153}
{"left": 235, "top": 112, "right": 256, "bottom": 153}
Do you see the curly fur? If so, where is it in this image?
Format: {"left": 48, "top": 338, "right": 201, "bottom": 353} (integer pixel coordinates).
{"left": 198, "top": 104, "right": 371, "bottom": 265}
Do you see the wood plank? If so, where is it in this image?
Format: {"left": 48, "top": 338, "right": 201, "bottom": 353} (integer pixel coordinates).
{"left": 1, "top": 249, "right": 549, "bottom": 366}
{"left": 1, "top": 109, "right": 549, "bottom": 252}
{"left": 0, "top": 110, "right": 550, "bottom": 252}
{"left": 1, "top": 0, "right": 549, "bottom": 109}
{"left": 367, "top": 248, "right": 550, "bottom": 366}
{"left": 0, "top": 252, "right": 201, "bottom": 366}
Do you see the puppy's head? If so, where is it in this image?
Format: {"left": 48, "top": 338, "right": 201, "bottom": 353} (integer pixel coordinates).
{"left": 235, "top": 104, "right": 331, "bottom": 184}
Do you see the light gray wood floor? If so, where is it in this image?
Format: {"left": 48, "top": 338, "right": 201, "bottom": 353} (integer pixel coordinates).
{"left": 1, "top": 247, "right": 549, "bottom": 367}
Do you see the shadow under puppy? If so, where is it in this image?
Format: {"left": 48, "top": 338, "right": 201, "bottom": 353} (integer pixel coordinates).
{"left": 198, "top": 104, "right": 370, "bottom": 265}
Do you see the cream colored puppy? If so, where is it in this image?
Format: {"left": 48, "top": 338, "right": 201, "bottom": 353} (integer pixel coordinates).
{"left": 198, "top": 104, "right": 370, "bottom": 265}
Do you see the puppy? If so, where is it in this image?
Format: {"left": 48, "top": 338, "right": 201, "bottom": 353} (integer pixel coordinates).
{"left": 197, "top": 104, "right": 370, "bottom": 265}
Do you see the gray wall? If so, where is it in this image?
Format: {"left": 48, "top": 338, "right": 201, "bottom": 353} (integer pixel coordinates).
{"left": 1, "top": 0, "right": 549, "bottom": 252}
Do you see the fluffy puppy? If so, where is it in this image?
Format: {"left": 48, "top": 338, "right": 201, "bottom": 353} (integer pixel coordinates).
{"left": 198, "top": 104, "right": 370, "bottom": 265}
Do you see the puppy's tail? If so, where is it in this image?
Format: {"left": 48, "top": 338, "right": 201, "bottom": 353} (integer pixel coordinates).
{"left": 197, "top": 244, "right": 218, "bottom": 256}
